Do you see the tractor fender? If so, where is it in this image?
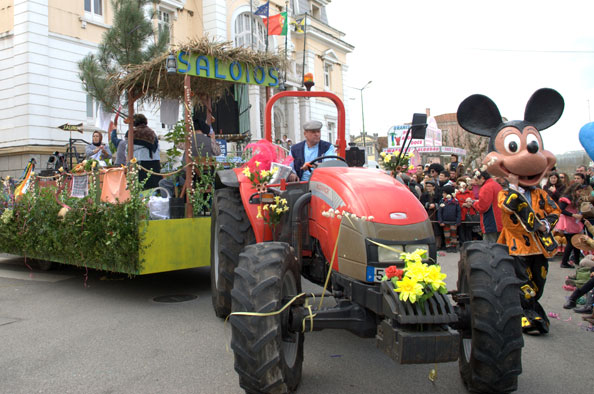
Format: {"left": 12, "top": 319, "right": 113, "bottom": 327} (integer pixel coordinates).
{"left": 215, "top": 169, "right": 239, "bottom": 189}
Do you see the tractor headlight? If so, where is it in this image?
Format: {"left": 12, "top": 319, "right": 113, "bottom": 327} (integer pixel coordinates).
{"left": 378, "top": 244, "right": 404, "bottom": 263}
{"left": 404, "top": 244, "right": 429, "bottom": 256}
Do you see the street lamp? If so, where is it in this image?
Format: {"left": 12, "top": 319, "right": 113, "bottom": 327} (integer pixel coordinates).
{"left": 358, "top": 81, "right": 372, "bottom": 152}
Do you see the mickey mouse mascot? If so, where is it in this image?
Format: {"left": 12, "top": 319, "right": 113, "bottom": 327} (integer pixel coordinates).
{"left": 458, "top": 88, "right": 563, "bottom": 335}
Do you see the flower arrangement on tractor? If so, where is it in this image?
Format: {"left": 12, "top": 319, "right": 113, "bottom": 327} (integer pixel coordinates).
{"left": 380, "top": 150, "right": 414, "bottom": 176}
{"left": 241, "top": 161, "right": 279, "bottom": 192}
{"left": 382, "top": 249, "right": 447, "bottom": 306}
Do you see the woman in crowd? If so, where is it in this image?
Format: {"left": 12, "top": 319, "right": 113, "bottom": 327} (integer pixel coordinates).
{"left": 116, "top": 114, "right": 160, "bottom": 189}
{"left": 559, "top": 172, "right": 570, "bottom": 189}
{"left": 556, "top": 184, "right": 585, "bottom": 268}
{"left": 544, "top": 171, "right": 565, "bottom": 203}
{"left": 85, "top": 131, "right": 112, "bottom": 161}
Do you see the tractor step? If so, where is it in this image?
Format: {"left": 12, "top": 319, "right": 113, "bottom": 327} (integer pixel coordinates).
{"left": 376, "top": 321, "right": 459, "bottom": 364}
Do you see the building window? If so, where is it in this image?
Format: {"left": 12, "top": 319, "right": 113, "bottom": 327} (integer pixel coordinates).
{"left": 290, "top": 0, "right": 299, "bottom": 15}
{"left": 158, "top": 9, "right": 172, "bottom": 43}
{"left": 86, "top": 95, "right": 98, "bottom": 119}
{"left": 324, "top": 63, "right": 332, "bottom": 89}
{"left": 327, "top": 121, "right": 335, "bottom": 143}
{"left": 84, "top": 0, "right": 103, "bottom": 20}
{"left": 234, "top": 12, "right": 266, "bottom": 52}
{"left": 311, "top": 4, "right": 321, "bottom": 19}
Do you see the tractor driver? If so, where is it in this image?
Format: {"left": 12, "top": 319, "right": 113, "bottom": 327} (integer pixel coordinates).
{"left": 287, "top": 120, "right": 336, "bottom": 182}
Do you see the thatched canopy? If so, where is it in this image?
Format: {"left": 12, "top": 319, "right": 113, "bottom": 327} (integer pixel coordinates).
{"left": 109, "top": 37, "right": 286, "bottom": 105}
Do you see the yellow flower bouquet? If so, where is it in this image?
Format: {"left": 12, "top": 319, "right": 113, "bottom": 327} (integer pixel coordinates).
{"left": 379, "top": 151, "right": 414, "bottom": 176}
{"left": 241, "top": 161, "right": 279, "bottom": 190}
{"left": 382, "top": 249, "right": 447, "bottom": 307}
{"left": 257, "top": 195, "right": 289, "bottom": 228}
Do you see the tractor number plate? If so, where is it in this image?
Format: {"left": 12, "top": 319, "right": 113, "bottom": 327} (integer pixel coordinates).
{"left": 366, "top": 266, "right": 385, "bottom": 283}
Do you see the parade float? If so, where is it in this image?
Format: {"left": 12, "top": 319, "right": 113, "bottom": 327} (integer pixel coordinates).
{"left": 0, "top": 38, "right": 284, "bottom": 275}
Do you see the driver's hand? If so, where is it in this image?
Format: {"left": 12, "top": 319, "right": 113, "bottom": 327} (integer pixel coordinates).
{"left": 288, "top": 173, "right": 299, "bottom": 182}
{"left": 301, "top": 162, "right": 314, "bottom": 171}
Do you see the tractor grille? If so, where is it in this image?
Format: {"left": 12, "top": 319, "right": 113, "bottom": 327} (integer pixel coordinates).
{"left": 381, "top": 281, "right": 458, "bottom": 325}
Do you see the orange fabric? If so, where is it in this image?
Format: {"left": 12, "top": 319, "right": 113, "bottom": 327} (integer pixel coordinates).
{"left": 498, "top": 188, "right": 560, "bottom": 258}
{"left": 100, "top": 168, "right": 130, "bottom": 203}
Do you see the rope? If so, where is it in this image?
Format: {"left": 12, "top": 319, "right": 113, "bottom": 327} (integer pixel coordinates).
{"left": 35, "top": 159, "right": 218, "bottom": 181}
{"left": 135, "top": 162, "right": 195, "bottom": 177}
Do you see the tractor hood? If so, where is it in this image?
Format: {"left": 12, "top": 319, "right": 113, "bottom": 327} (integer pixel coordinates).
{"left": 309, "top": 167, "right": 427, "bottom": 225}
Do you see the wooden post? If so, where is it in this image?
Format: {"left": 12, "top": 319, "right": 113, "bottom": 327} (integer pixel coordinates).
{"left": 183, "top": 74, "right": 193, "bottom": 218}
{"left": 127, "top": 90, "right": 135, "bottom": 162}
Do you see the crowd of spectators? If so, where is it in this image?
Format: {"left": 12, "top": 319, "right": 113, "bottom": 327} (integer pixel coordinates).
{"left": 395, "top": 154, "right": 594, "bottom": 320}
{"left": 400, "top": 154, "right": 508, "bottom": 252}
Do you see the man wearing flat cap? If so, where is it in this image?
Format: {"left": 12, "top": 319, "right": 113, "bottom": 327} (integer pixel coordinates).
{"left": 288, "top": 120, "right": 336, "bottom": 182}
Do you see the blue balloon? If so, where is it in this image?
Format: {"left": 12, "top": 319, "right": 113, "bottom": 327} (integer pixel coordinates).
{"left": 579, "top": 122, "right": 594, "bottom": 162}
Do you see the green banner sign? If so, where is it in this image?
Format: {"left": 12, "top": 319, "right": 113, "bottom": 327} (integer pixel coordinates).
{"left": 176, "top": 51, "right": 279, "bottom": 87}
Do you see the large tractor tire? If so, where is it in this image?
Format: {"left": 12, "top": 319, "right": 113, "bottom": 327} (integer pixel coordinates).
{"left": 230, "top": 243, "right": 304, "bottom": 394}
{"left": 457, "top": 241, "right": 524, "bottom": 393}
{"left": 210, "top": 188, "right": 255, "bottom": 318}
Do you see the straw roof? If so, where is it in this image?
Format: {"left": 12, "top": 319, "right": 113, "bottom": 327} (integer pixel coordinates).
{"left": 109, "top": 36, "right": 286, "bottom": 105}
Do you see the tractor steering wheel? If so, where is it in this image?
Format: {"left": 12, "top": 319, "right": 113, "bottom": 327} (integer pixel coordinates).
{"left": 305, "top": 155, "right": 347, "bottom": 172}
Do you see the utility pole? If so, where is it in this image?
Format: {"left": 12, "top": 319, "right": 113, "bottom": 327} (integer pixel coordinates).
{"left": 359, "top": 81, "right": 372, "bottom": 152}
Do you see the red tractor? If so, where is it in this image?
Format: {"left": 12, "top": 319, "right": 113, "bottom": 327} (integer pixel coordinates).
{"left": 210, "top": 91, "right": 523, "bottom": 394}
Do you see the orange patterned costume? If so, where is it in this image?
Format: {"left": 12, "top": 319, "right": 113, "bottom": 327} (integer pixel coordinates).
{"left": 498, "top": 188, "right": 560, "bottom": 258}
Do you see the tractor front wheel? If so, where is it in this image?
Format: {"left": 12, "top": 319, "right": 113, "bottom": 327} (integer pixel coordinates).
{"left": 230, "top": 242, "right": 304, "bottom": 394}
{"left": 210, "top": 188, "right": 255, "bottom": 318}
{"left": 457, "top": 241, "right": 524, "bottom": 393}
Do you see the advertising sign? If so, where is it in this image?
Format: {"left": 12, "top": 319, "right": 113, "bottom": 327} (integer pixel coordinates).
{"left": 387, "top": 116, "right": 442, "bottom": 148}
{"left": 387, "top": 125, "right": 424, "bottom": 149}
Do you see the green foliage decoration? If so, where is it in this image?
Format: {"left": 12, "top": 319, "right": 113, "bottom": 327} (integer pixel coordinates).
{"left": 191, "top": 159, "right": 222, "bottom": 217}
{"left": 0, "top": 164, "right": 149, "bottom": 275}
{"left": 163, "top": 119, "right": 187, "bottom": 170}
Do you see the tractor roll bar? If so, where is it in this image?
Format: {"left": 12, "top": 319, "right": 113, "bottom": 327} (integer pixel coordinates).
{"left": 264, "top": 91, "right": 346, "bottom": 157}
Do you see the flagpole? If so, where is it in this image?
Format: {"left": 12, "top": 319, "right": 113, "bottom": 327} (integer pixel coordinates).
{"left": 250, "top": 0, "right": 254, "bottom": 50}
{"left": 265, "top": 2, "right": 269, "bottom": 53}
{"left": 301, "top": 13, "right": 307, "bottom": 87}
{"left": 284, "top": 1, "right": 288, "bottom": 87}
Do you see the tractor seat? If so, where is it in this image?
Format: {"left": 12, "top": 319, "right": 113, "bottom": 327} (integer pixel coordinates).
{"left": 316, "top": 160, "right": 348, "bottom": 169}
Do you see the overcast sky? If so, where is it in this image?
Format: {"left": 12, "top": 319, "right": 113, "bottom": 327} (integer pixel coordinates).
{"left": 325, "top": 0, "right": 594, "bottom": 155}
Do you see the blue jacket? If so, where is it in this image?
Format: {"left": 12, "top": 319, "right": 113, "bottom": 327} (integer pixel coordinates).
{"left": 290, "top": 140, "right": 332, "bottom": 180}
{"left": 438, "top": 198, "right": 461, "bottom": 225}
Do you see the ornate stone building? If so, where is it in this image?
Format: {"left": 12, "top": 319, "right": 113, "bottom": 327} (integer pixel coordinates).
{"left": 0, "top": 0, "right": 353, "bottom": 177}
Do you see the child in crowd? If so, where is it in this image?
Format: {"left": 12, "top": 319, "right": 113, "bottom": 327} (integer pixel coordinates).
{"left": 437, "top": 184, "right": 461, "bottom": 252}
{"left": 556, "top": 184, "right": 585, "bottom": 268}
{"left": 455, "top": 178, "right": 477, "bottom": 245}
{"left": 420, "top": 180, "right": 442, "bottom": 249}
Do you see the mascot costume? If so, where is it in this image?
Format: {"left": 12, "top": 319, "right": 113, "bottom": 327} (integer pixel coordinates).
{"left": 457, "top": 88, "right": 563, "bottom": 335}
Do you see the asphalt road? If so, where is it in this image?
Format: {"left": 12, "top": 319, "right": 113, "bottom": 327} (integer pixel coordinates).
{"left": 0, "top": 251, "right": 591, "bottom": 394}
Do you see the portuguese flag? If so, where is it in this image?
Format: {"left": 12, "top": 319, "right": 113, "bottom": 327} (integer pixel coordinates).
{"left": 263, "top": 12, "right": 287, "bottom": 36}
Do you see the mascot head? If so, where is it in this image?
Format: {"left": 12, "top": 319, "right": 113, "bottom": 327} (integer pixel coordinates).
{"left": 457, "top": 88, "right": 564, "bottom": 187}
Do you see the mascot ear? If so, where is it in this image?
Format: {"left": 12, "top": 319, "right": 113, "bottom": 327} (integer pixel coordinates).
{"left": 524, "top": 88, "right": 564, "bottom": 131}
{"left": 457, "top": 94, "right": 502, "bottom": 138}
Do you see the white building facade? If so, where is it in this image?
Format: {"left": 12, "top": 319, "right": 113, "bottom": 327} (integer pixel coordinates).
{"left": 0, "top": 0, "right": 353, "bottom": 177}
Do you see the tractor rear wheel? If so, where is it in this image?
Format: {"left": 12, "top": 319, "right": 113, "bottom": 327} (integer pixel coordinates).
{"left": 457, "top": 241, "right": 524, "bottom": 393}
{"left": 230, "top": 243, "right": 304, "bottom": 394}
{"left": 210, "top": 188, "right": 255, "bottom": 318}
